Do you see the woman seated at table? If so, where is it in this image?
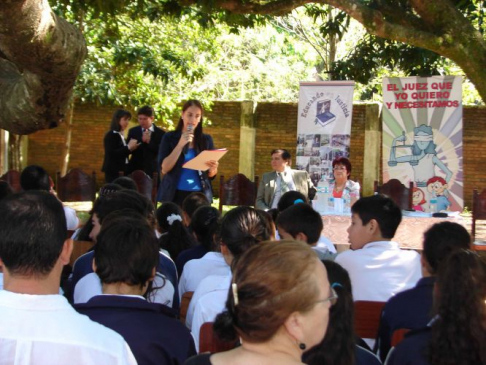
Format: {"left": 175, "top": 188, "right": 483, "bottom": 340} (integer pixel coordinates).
{"left": 331, "top": 157, "right": 360, "bottom": 204}
{"left": 185, "top": 240, "right": 333, "bottom": 365}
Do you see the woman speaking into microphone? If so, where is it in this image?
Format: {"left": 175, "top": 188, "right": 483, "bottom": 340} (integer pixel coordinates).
{"left": 157, "top": 100, "right": 218, "bottom": 206}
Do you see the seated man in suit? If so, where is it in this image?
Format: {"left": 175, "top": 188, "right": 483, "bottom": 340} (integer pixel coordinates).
{"left": 0, "top": 191, "right": 136, "bottom": 364}
{"left": 75, "top": 213, "right": 196, "bottom": 365}
{"left": 375, "top": 221, "right": 471, "bottom": 361}
{"left": 127, "top": 105, "right": 165, "bottom": 178}
{"left": 256, "top": 149, "right": 316, "bottom": 210}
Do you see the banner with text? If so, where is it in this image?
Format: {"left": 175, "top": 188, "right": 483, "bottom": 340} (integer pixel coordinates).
{"left": 297, "top": 81, "right": 355, "bottom": 187}
{"left": 383, "top": 76, "right": 463, "bottom": 212}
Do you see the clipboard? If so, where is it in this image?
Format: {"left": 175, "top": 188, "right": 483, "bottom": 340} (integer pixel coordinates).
{"left": 183, "top": 148, "right": 228, "bottom": 170}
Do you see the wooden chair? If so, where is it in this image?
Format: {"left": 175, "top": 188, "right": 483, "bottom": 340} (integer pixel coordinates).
{"left": 374, "top": 179, "right": 413, "bottom": 210}
{"left": 218, "top": 174, "right": 259, "bottom": 213}
{"left": 0, "top": 169, "right": 22, "bottom": 193}
{"left": 69, "top": 240, "right": 94, "bottom": 267}
{"left": 199, "top": 322, "right": 237, "bottom": 354}
{"left": 354, "top": 300, "right": 386, "bottom": 339}
{"left": 127, "top": 170, "right": 158, "bottom": 204}
{"left": 391, "top": 328, "right": 410, "bottom": 347}
{"left": 56, "top": 168, "right": 96, "bottom": 204}
{"left": 472, "top": 189, "right": 486, "bottom": 248}
{"left": 180, "top": 291, "right": 194, "bottom": 325}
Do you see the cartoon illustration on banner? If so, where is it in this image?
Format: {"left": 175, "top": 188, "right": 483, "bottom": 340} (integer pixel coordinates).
{"left": 383, "top": 76, "right": 463, "bottom": 212}
{"left": 297, "top": 82, "right": 355, "bottom": 187}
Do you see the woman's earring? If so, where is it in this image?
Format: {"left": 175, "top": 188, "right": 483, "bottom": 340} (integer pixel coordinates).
{"left": 299, "top": 343, "right": 306, "bottom": 350}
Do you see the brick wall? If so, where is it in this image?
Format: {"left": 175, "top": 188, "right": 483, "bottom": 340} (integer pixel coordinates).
{"left": 26, "top": 102, "right": 486, "bottom": 208}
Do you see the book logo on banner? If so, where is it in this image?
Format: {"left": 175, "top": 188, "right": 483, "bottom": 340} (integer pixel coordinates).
{"left": 383, "top": 76, "right": 463, "bottom": 212}
{"left": 297, "top": 82, "right": 355, "bottom": 187}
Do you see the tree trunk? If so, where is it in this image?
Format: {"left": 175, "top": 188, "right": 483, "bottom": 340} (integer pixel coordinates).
{"left": 0, "top": 0, "right": 87, "bottom": 135}
{"left": 8, "top": 134, "right": 23, "bottom": 171}
{"left": 60, "top": 100, "right": 74, "bottom": 176}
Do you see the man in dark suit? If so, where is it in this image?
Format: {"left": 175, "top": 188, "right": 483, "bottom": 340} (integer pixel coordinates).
{"left": 126, "top": 105, "right": 165, "bottom": 178}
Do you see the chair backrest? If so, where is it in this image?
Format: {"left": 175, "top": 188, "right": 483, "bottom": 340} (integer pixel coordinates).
{"left": 354, "top": 300, "right": 386, "bottom": 339}
{"left": 374, "top": 179, "right": 413, "bottom": 210}
{"left": 472, "top": 188, "right": 486, "bottom": 241}
{"left": 199, "top": 322, "right": 237, "bottom": 354}
{"left": 180, "top": 291, "right": 194, "bottom": 325}
{"left": 128, "top": 170, "right": 158, "bottom": 204}
{"left": 69, "top": 240, "right": 94, "bottom": 267}
{"left": 219, "top": 174, "right": 259, "bottom": 212}
{"left": 391, "top": 328, "right": 411, "bottom": 347}
{"left": 56, "top": 168, "right": 96, "bottom": 203}
{"left": 0, "top": 169, "right": 22, "bottom": 193}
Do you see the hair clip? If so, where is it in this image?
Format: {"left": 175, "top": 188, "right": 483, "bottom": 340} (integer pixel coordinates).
{"left": 331, "top": 282, "right": 343, "bottom": 289}
{"left": 293, "top": 199, "right": 304, "bottom": 204}
{"left": 167, "top": 214, "right": 182, "bottom": 226}
{"left": 232, "top": 283, "right": 239, "bottom": 306}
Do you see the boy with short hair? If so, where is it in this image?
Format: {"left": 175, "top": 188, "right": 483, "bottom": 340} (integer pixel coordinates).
{"left": 276, "top": 203, "right": 336, "bottom": 260}
{"left": 335, "top": 195, "right": 421, "bottom": 302}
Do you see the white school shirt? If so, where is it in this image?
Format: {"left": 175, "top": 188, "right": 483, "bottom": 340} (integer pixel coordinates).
{"left": 0, "top": 290, "right": 136, "bottom": 365}
{"left": 178, "top": 252, "right": 230, "bottom": 302}
{"left": 74, "top": 271, "right": 174, "bottom": 307}
{"left": 190, "top": 274, "right": 232, "bottom": 352}
{"left": 335, "top": 240, "right": 422, "bottom": 302}
{"left": 64, "top": 206, "right": 80, "bottom": 230}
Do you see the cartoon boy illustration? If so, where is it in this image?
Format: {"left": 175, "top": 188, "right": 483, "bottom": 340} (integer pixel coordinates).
{"left": 426, "top": 176, "right": 451, "bottom": 211}
{"left": 412, "top": 187, "right": 426, "bottom": 212}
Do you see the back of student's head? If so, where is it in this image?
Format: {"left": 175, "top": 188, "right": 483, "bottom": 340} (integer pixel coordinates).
{"left": 303, "top": 260, "right": 355, "bottom": 365}
{"left": 220, "top": 206, "right": 273, "bottom": 259}
{"left": 214, "top": 240, "right": 320, "bottom": 343}
{"left": 423, "top": 222, "right": 471, "bottom": 274}
{"left": 276, "top": 203, "right": 322, "bottom": 245}
{"left": 112, "top": 176, "right": 138, "bottom": 191}
{"left": 0, "top": 181, "right": 14, "bottom": 201}
{"left": 428, "top": 249, "right": 486, "bottom": 365}
{"left": 93, "top": 190, "right": 154, "bottom": 225}
{"left": 277, "top": 190, "right": 308, "bottom": 212}
{"left": 99, "top": 183, "right": 124, "bottom": 197}
{"left": 20, "top": 165, "right": 50, "bottom": 192}
{"left": 156, "top": 202, "right": 194, "bottom": 259}
{"left": 182, "top": 192, "right": 210, "bottom": 221}
{"left": 190, "top": 206, "right": 221, "bottom": 251}
{"left": 0, "top": 191, "right": 66, "bottom": 276}
{"left": 94, "top": 213, "right": 158, "bottom": 288}
{"left": 351, "top": 194, "right": 402, "bottom": 239}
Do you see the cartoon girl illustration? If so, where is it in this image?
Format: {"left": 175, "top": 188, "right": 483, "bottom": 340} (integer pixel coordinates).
{"left": 412, "top": 187, "right": 426, "bottom": 212}
{"left": 388, "top": 124, "right": 453, "bottom": 187}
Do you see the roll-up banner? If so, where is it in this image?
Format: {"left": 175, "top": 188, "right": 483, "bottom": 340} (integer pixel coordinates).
{"left": 383, "top": 76, "right": 463, "bottom": 212}
{"left": 296, "top": 81, "right": 355, "bottom": 186}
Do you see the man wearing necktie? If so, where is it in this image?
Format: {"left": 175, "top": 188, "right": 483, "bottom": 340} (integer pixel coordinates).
{"left": 256, "top": 149, "right": 316, "bottom": 210}
{"left": 126, "top": 105, "right": 165, "bottom": 179}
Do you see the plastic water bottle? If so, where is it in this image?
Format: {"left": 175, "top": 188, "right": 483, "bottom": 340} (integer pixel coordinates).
{"left": 317, "top": 178, "right": 329, "bottom": 213}
{"left": 429, "top": 192, "right": 438, "bottom": 213}
{"left": 343, "top": 190, "right": 351, "bottom": 214}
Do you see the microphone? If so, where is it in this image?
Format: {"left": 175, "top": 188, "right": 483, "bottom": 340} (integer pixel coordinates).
{"left": 183, "top": 125, "right": 193, "bottom": 154}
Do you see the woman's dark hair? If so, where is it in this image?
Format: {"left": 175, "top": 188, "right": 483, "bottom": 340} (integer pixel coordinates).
{"left": 220, "top": 206, "right": 273, "bottom": 260}
{"left": 214, "top": 240, "right": 320, "bottom": 343}
{"left": 156, "top": 202, "right": 195, "bottom": 260}
{"left": 109, "top": 109, "right": 131, "bottom": 132}
{"left": 175, "top": 100, "right": 207, "bottom": 152}
{"left": 303, "top": 260, "right": 356, "bottom": 365}
{"left": 427, "top": 249, "right": 486, "bottom": 365}
{"left": 190, "top": 206, "right": 221, "bottom": 251}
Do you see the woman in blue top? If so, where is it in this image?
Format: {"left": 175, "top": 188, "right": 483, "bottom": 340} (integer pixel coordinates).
{"left": 157, "top": 100, "right": 218, "bottom": 205}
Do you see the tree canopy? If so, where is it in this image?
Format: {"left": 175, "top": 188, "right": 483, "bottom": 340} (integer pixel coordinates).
{"left": 0, "top": 0, "right": 484, "bottom": 134}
